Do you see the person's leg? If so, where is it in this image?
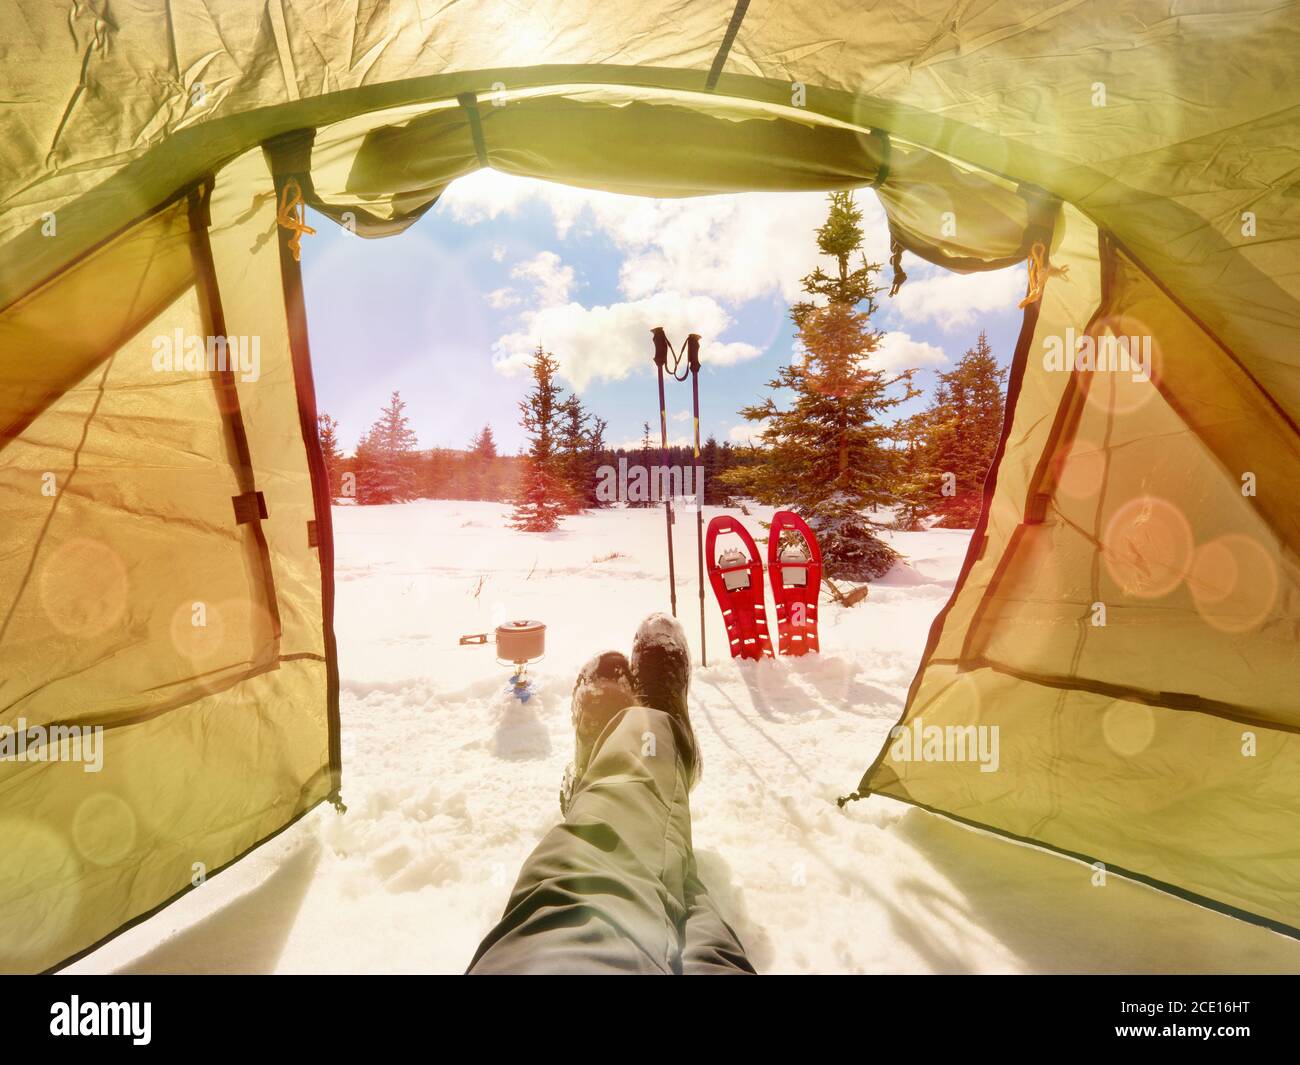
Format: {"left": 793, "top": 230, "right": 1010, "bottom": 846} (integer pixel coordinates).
{"left": 468, "top": 614, "right": 756, "bottom": 975}
{"left": 680, "top": 870, "right": 758, "bottom": 975}
{"left": 467, "top": 702, "right": 696, "bottom": 974}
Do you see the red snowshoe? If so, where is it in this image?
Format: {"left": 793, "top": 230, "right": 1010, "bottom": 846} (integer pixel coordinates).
{"left": 706, "top": 516, "right": 774, "bottom": 660}
{"left": 767, "top": 510, "right": 822, "bottom": 656}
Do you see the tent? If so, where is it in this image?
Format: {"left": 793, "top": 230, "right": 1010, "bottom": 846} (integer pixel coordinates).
{"left": 1, "top": 1, "right": 1297, "bottom": 973}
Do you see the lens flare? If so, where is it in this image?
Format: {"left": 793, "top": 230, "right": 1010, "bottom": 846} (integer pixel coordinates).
{"left": 1102, "top": 701, "right": 1156, "bottom": 757}
{"left": 0, "top": 816, "right": 79, "bottom": 963}
{"left": 1102, "top": 495, "right": 1194, "bottom": 599}
{"left": 169, "top": 596, "right": 231, "bottom": 665}
{"left": 1188, "top": 534, "right": 1279, "bottom": 634}
{"left": 936, "top": 123, "right": 1011, "bottom": 180}
{"left": 38, "top": 537, "right": 130, "bottom": 638}
{"left": 73, "top": 792, "right": 138, "bottom": 867}
{"left": 1054, "top": 437, "right": 1106, "bottom": 502}
{"left": 1081, "top": 314, "right": 1163, "bottom": 418}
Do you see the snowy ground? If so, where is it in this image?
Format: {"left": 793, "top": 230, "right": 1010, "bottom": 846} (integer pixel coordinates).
{"left": 71, "top": 500, "right": 1300, "bottom": 973}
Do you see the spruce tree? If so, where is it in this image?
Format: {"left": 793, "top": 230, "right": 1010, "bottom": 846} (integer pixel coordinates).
{"left": 557, "top": 394, "right": 591, "bottom": 513}
{"left": 317, "top": 412, "right": 344, "bottom": 501}
{"left": 510, "top": 346, "right": 566, "bottom": 532}
{"left": 353, "top": 392, "right": 419, "bottom": 504}
{"left": 891, "top": 417, "right": 931, "bottom": 531}
{"left": 722, "top": 191, "right": 918, "bottom": 580}
{"left": 628, "top": 422, "right": 656, "bottom": 508}
{"left": 585, "top": 416, "right": 610, "bottom": 508}
{"left": 466, "top": 424, "right": 498, "bottom": 501}
{"left": 700, "top": 435, "right": 722, "bottom": 505}
{"left": 471, "top": 424, "right": 498, "bottom": 460}
{"left": 717, "top": 440, "right": 744, "bottom": 503}
{"left": 420, "top": 448, "right": 455, "bottom": 500}
{"left": 906, "top": 330, "right": 1007, "bottom": 528}
{"left": 352, "top": 428, "right": 377, "bottom": 503}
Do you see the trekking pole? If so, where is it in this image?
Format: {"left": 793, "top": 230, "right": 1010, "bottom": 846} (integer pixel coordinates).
{"left": 685, "top": 333, "right": 706, "bottom": 666}
{"left": 651, "top": 327, "right": 677, "bottom": 618}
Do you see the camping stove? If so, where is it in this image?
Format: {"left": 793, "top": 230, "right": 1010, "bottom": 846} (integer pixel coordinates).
{"left": 459, "top": 620, "right": 546, "bottom": 701}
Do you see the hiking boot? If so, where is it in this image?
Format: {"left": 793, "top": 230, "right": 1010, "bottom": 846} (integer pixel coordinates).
{"left": 630, "top": 613, "right": 701, "bottom": 784}
{"left": 560, "top": 650, "right": 636, "bottom": 814}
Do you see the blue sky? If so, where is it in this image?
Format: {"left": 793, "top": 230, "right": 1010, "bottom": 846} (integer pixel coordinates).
{"left": 302, "top": 172, "right": 1028, "bottom": 455}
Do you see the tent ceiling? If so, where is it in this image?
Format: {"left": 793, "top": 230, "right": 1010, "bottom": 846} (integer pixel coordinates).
{"left": 2, "top": 0, "right": 1298, "bottom": 969}
{"left": 3, "top": 2, "right": 1298, "bottom": 424}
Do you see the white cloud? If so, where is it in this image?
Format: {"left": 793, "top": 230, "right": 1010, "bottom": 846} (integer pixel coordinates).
{"left": 438, "top": 169, "right": 605, "bottom": 237}
{"left": 493, "top": 291, "right": 759, "bottom": 392}
{"left": 487, "top": 250, "right": 576, "bottom": 312}
{"left": 511, "top": 251, "right": 575, "bottom": 307}
{"left": 728, "top": 422, "right": 767, "bottom": 446}
{"left": 598, "top": 192, "right": 891, "bottom": 306}
{"left": 875, "top": 331, "right": 948, "bottom": 373}
{"left": 486, "top": 287, "right": 519, "bottom": 309}
{"left": 439, "top": 169, "right": 893, "bottom": 307}
{"left": 672, "top": 410, "right": 690, "bottom": 422}
{"left": 444, "top": 172, "right": 1025, "bottom": 342}
{"left": 443, "top": 171, "right": 968, "bottom": 396}
{"left": 888, "top": 261, "right": 1027, "bottom": 331}
{"left": 437, "top": 169, "right": 535, "bottom": 224}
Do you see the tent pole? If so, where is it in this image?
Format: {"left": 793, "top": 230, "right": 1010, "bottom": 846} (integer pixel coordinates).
{"left": 685, "top": 334, "right": 706, "bottom": 666}
{"left": 264, "top": 130, "right": 344, "bottom": 810}
{"left": 651, "top": 328, "right": 677, "bottom": 618}
{"left": 186, "top": 180, "right": 284, "bottom": 662}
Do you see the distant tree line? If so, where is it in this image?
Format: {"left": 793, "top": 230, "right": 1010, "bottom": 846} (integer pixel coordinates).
{"left": 508, "top": 345, "right": 766, "bottom": 531}
{"left": 314, "top": 360, "right": 765, "bottom": 535}
{"left": 318, "top": 397, "right": 524, "bottom": 507}
{"left": 606, "top": 426, "right": 756, "bottom": 508}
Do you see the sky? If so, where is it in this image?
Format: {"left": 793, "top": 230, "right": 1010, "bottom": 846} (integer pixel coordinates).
{"left": 301, "top": 171, "right": 1028, "bottom": 456}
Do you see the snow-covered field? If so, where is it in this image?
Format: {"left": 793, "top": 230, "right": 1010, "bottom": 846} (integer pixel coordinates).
{"left": 70, "top": 501, "right": 1300, "bottom": 973}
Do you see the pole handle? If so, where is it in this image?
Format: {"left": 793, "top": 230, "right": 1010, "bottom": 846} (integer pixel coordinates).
{"left": 651, "top": 326, "right": 670, "bottom": 368}
{"left": 685, "top": 333, "right": 701, "bottom": 374}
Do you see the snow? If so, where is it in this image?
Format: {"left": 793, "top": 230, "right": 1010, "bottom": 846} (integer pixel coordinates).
{"left": 69, "top": 500, "right": 1300, "bottom": 973}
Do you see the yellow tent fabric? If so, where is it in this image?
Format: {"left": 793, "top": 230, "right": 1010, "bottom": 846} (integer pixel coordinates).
{"left": 1, "top": 1, "right": 1297, "bottom": 971}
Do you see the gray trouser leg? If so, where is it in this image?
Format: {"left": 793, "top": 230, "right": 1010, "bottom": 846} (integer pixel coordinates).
{"left": 468, "top": 705, "right": 754, "bottom": 974}
{"left": 681, "top": 870, "right": 757, "bottom": 975}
